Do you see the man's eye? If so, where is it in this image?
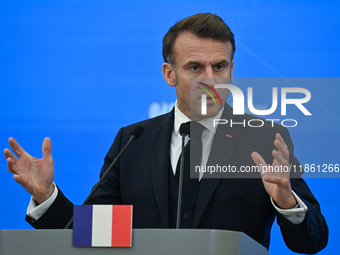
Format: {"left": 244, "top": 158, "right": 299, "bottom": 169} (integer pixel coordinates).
{"left": 215, "top": 64, "right": 224, "bottom": 70}
{"left": 191, "top": 66, "right": 199, "bottom": 71}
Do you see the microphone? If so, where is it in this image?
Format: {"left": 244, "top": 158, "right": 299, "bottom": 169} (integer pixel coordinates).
{"left": 176, "top": 122, "right": 190, "bottom": 229}
{"left": 64, "top": 125, "right": 144, "bottom": 229}
{"left": 180, "top": 122, "right": 190, "bottom": 136}
{"left": 131, "top": 125, "right": 144, "bottom": 139}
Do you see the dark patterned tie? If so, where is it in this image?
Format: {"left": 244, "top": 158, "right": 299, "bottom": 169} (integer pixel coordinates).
{"left": 175, "top": 121, "right": 205, "bottom": 200}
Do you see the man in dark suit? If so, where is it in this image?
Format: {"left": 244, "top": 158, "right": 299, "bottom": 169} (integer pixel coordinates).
{"left": 4, "top": 13, "right": 328, "bottom": 253}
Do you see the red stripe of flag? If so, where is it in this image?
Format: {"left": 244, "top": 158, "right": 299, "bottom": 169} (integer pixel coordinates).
{"left": 111, "top": 205, "right": 133, "bottom": 247}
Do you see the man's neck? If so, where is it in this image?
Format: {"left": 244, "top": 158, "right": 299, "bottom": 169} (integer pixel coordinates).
{"left": 174, "top": 101, "right": 225, "bottom": 135}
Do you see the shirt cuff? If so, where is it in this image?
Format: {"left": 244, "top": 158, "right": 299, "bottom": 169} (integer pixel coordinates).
{"left": 271, "top": 190, "right": 308, "bottom": 224}
{"left": 26, "top": 183, "right": 58, "bottom": 220}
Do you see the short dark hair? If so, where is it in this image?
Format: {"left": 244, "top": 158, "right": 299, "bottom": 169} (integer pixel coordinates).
{"left": 162, "top": 13, "right": 236, "bottom": 67}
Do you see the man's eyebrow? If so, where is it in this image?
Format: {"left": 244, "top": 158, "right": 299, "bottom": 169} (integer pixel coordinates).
{"left": 214, "top": 59, "right": 229, "bottom": 67}
{"left": 183, "top": 61, "right": 202, "bottom": 68}
{"left": 183, "top": 59, "right": 230, "bottom": 68}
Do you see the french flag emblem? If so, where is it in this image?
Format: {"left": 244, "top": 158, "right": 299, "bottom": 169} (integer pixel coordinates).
{"left": 73, "top": 205, "right": 133, "bottom": 247}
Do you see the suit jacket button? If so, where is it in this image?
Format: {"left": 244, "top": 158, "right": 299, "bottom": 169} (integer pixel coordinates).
{"left": 183, "top": 212, "right": 190, "bottom": 219}
{"left": 309, "top": 224, "right": 316, "bottom": 234}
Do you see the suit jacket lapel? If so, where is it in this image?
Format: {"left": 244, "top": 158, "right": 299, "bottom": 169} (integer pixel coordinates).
{"left": 193, "top": 105, "right": 240, "bottom": 227}
{"left": 151, "top": 110, "right": 174, "bottom": 228}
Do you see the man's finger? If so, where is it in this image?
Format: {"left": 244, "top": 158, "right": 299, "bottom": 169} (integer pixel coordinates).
{"left": 4, "top": 148, "right": 18, "bottom": 162}
{"left": 13, "top": 173, "right": 25, "bottom": 186}
{"left": 6, "top": 157, "right": 17, "bottom": 174}
{"left": 272, "top": 150, "right": 287, "bottom": 166}
{"left": 251, "top": 151, "right": 274, "bottom": 177}
{"left": 276, "top": 133, "right": 288, "bottom": 148}
{"left": 263, "top": 177, "right": 282, "bottom": 184}
{"left": 42, "top": 137, "right": 52, "bottom": 159}
{"left": 8, "top": 137, "right": 26, "bottom": 158}
{"left": 263, "top": 177, "right": 291, "bottom": 189}
{"left": 274, "top": 139, "right": 289, "bottom": 161}
{"left": 251, "top": 151, "right": 267, "bottom": 168}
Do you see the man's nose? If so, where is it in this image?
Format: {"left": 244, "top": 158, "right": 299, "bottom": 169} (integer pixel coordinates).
{"left": 200, "top": 67, "right": 216, "bottom": 86}
{"left": 203, "top": 66, "right": 214, "bottom": 78}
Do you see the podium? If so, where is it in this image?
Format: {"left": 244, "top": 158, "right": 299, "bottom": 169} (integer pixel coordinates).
{"left": 0, "top": 229, "right": 269, "bottom": 255}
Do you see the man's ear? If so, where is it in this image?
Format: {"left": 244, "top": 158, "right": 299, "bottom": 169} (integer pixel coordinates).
{"left": 162, "top": 63, "right": 176, "bottom": 87}
{"left": 230, "top": 60, "right": 234, "bottom": 83}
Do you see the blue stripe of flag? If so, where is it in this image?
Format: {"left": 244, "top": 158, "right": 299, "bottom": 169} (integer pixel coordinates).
{"left": 73, "top": 205, "right": 93, "bottom": 246}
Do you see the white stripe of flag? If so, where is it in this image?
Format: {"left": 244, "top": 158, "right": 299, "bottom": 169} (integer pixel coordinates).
{"left": 92, "top": 205, "right": 113, "bottom": 246}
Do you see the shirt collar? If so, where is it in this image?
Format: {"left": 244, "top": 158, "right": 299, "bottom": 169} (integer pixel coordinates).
{"left": 174, "top": 100, "right": 224, "bottom": 135}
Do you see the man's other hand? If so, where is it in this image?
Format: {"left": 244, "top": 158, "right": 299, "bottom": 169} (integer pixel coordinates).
{"left": 4, "top": 137, "right": 55, "bottom": 204}
{"left": 251, "top": 133, "right": 297, "bottom": 209}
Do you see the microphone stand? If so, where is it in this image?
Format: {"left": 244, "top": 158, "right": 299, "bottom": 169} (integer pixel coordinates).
{"left": 176, "top": 133, "right": 186, "bottom": 229}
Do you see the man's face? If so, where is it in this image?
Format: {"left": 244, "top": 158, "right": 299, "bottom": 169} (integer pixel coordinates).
{"left": 163, "top": 31, "right": 234, "bottom": 120}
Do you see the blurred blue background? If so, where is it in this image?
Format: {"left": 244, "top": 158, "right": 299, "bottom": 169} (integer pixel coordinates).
{"left": 1, "top": 1, "right": 339, "bottom": 254}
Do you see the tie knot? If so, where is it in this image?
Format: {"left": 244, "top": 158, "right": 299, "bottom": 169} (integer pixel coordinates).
{"left": 190, "top": 121, "right": 205, "bottom": 138}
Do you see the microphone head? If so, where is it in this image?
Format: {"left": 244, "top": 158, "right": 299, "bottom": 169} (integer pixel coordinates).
{"left": 180, "top": 122, "right": 190, "bottom": 136}
{"left": 131, "top": 125, "right": 144, "bottom": 139}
